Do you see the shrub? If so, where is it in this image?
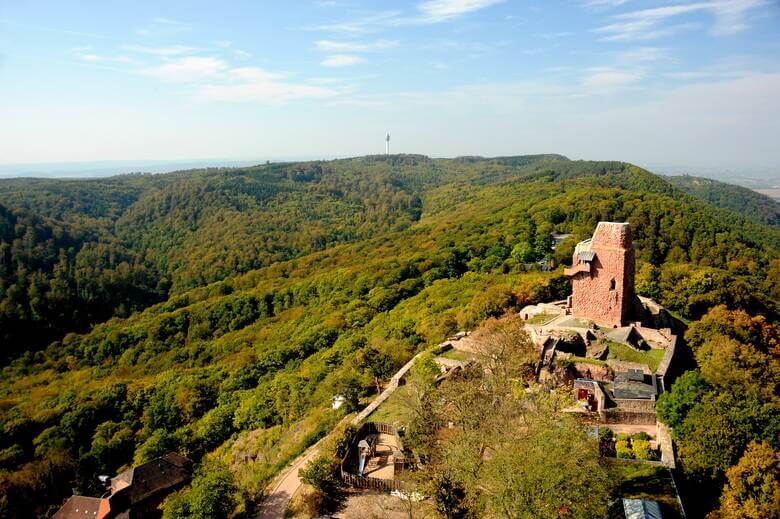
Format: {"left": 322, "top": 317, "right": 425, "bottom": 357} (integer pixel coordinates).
{"left": 633, "top": 439, "right": 652, "bottom": 460}
{"left": 616, "top": 433, "right": 631, "bottom": 442}
{"left": 633, "top": 431, "right": 651, "bottom": 441}
{"left": 616, "top": 440, "right": 634, "bottom": 459}
{"left": 598, "top": 427, "right": 614, "bottom": 442}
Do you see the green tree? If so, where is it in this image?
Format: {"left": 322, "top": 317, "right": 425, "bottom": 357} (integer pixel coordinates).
{"left": 357, "top": 347, "right": 394, "bottom": 394}
{"left": 162, "top": 460, "right": 237, "bottom": 519}
{"left": 656, "top": 371, "right": 710, "bottom": 431}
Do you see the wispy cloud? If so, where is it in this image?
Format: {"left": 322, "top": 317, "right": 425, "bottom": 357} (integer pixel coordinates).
{"left": 72, "top": 47, "right": 137, "bottom": 64}
{"left": 142, "top": 56, "right": 228, "bottom": 82}
{"left": 314, "top": 39, "right": 399, "bottom": 52}
{"left": 583, "top": 0, "right": 632, "bottom": 7}
{"left": 617, "top": 46, "right": 670, "bottom": 63}
{"left": 316, "top": 0, "right": 503, "bottom": 34}
{"left": 123, "top": 44, "right": 201, "bottom": 56}
{"left": 321, "top": 54, "right": 365, "bottom": 67}
{"left": 316, "top": 10, "right": 404, "bottom": 34}
{"left": 136, "top": 17, "right": 190, "bottom": 37}
{"left": 417, "top": 0, "right": 504, "bottom": 21}
{"left": 595, "top": 0, "right": 769, "bottom": 41}
{"left": 197, "top": 67, "right": 339, "bottom": 102}
{"left": 664, "top": 54, "right": 780, "bottom": 80}
{"left": 582, "top": 66, "right": 644, "bottom": 89}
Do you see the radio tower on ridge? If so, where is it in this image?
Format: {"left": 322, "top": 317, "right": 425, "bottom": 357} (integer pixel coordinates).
{"left": 385, "top": 132, "right": 390, "bottom": 155}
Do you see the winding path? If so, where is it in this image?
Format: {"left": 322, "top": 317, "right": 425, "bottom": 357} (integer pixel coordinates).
{"left": 255, "top": 352, "right": 424, "bottom": 519}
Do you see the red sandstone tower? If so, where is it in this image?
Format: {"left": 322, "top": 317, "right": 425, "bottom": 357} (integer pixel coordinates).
{"left": 564, "top": 222, "right": 637, "bottom": 327}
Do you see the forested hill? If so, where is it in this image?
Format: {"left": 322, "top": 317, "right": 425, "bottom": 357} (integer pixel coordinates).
{"left": 1, "top": 155, "right": 778, "bottom": 360}
{"left": 0, "top": 154, "right": 778, "bottom": 517}
{"left": 666, "top": 174, "right": 780, "bottom": 226}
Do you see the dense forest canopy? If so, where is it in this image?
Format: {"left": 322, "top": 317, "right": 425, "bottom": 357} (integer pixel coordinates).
{"left": 0, "top": 155, "right": 778, "bottom": 518}
{"left": 666, "top": 174, "right": 780, "bottom": 226}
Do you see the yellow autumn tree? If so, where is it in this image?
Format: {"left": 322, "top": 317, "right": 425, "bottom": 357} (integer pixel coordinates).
{"left": 716, "top": 441, "right": 780, "bottom": 519}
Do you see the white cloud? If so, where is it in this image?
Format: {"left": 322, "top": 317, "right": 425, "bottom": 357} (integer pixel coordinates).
{"left": 595, "top": 0, "right": 769, "bottom": 41}
{"left": 72, "top": 48, "right": 136, "bottom": 64}
{"left": 418, "top": 0, "right": 504, "bottom": 21}
{"left": 584, "top": 0, "right": 632, "bottom": 6}
{"left": 79, "top": 53, "right": 102, "bottom": 62}
{"left": 582, "top": 67, "right": 644, "bottom": 89}
{"left": 142, "top": 56, "right": 228, "bottom": 81}
{"left": 233, "top": 49, "right": 252, "bottom": 59}
{"left": 197, "top": 67, "right": 339, "bottom": 102}
{"left": 617, "top": 46, "right": 670, "bottom": 63}
{"left": 151, "top": 17, "right": 186, "bottom": 26}
{"left": 136, "top": 17, "right": 190, "bottom": 37}
{"left": 316, "top": 11, "right": 404, "bottom": 34}
{"left": 316, "top": 0, "right": 502, "bottom": 34}
{"left": 123, "top": 44, "right": 201, "bottom": 56}
{"left": 321, "top": 54, "right": 365, "bottom": 67}
{"left": 315, "top": 39, "right": 398, "bottom": 52}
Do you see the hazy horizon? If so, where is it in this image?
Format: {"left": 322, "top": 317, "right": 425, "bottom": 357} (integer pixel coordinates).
{"left": 1, "top": 155, "right": 778, "bottom": 191}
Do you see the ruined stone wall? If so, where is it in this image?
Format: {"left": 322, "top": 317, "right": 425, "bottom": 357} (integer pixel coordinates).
{"left": 655, "top": 335, "right": 678, "bottom": 393}
{"left": 603, "top": 409, "right": 657, "bottom": 425}
{"left": 568, "top": 222, "right": 638, "bottom": 327}
{"left": 656, "top": 422, "right": 676, "bottom": 468}
{"left": 614, "top": 398, "right": 657, "bottom": 413}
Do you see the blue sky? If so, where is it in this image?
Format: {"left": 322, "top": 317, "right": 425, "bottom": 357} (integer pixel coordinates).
{"left": 1, "top": 1, "right": 779, "bottom": 173}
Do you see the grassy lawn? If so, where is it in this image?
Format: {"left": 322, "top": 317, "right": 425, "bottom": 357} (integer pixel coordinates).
{"left": 609, "top": 461, "right": 683, "bottom": 519}
{"left": 367, "top": 384, "right": 416, "bottom": 425}
{"left": 526, "top": 312, "right": 557, "bottom": 325}
{"left": 566, "top": 356, "right": 609, "bottom": 367}
{"left": 605, "top": 341, "right": 665, "bottom": 372}
{"left": 438, "top": 348, "right": 474, "bottom": 362}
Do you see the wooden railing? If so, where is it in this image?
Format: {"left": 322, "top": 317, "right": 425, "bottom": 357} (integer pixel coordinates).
{"left": 340, "top": 422, "right": 405, "bottom": 492}
{"left": 340, "top": 472, "right": 404, "bottom": 491}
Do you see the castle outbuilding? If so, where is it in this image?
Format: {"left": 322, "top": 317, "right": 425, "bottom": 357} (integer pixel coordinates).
{"left": 564, "top": 222, "right": 640, "bottom": 327}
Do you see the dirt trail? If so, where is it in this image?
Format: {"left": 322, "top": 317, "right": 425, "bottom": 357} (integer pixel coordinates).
{"left": 255, "top": 352, "right": 424, "bottom": 519}
{"left": 256, "top": 442, "right": 323, "bottom": 519}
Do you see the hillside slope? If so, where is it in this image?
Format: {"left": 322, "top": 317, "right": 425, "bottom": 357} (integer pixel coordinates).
{"left": 1, "top": 157, "right": 777, "bottom": 517}
{"left": 666, "top": 174, "right": 780, "bottom": 226}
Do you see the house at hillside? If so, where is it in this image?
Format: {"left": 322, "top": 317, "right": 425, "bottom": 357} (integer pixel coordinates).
{"left": 52, "top": 452, "right": 192, "bottom": 519}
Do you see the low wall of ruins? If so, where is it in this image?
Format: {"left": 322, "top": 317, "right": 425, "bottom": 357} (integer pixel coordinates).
{"left": 656, "top": 421, "right": 676, "bottom": 468}
{"left": 655, "top": 335, "right": 678, "bottom": 393}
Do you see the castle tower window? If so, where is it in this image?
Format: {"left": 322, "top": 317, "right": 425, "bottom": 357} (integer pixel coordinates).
{"left": 610, "top": 278, "right": 616, "bottom": 291}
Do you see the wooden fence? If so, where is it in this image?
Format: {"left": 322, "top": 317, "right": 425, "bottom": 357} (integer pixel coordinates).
{"left": 340, "top": 472, "right": 404, "bottom": 492}
{"left": 340, "top": 422, "right": 405, "bottom": 492}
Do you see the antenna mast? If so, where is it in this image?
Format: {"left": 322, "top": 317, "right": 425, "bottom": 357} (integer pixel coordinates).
{"left": 385, "top": 132, "right": 390, "bottom": 155}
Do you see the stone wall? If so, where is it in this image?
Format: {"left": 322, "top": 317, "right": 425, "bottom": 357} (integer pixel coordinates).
{"left": 566, "top": 222, "right": 640, "bottom": 327}
{"left": 656, "top": 421, "right": 676, "bottom": 468}
{"left": 573, "top": 362, "right": 613, "bottom": 381}
{"left": 603, "top": 409, "right": 657, "bottom": 425}
{"left": 655, "top": 335, "right": 678, "bottom": 393}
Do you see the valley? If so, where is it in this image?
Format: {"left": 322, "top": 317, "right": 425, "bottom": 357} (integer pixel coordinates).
{"left": 0, "top": 155, "right": 777, "bottom": 519}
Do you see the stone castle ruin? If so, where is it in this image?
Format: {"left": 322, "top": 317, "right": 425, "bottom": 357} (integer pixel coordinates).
{"left": 519, "top": 221, "right": 682, "bottom": 435}
{"left": 564, "top": 222, "right": 640, "bottom": 328}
